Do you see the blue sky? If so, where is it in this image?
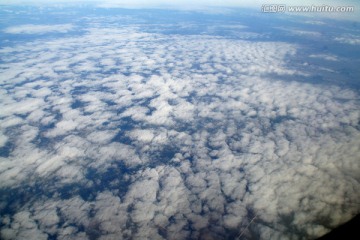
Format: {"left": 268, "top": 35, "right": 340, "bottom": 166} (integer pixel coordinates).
{"left": 1, "top": 0, "right": 359, "bottom": 8}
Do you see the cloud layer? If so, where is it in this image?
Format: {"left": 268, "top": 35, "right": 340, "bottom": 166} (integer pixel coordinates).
{"left": 0, "top": 10, "right": 360, "bottom": 240}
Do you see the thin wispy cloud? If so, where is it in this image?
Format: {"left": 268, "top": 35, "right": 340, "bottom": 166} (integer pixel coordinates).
{"left": 3, "top": 24, "right": 74, "bottom": 34}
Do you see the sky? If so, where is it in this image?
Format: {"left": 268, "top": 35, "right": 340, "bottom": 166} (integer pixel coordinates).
{"left": 1, "top": 0, "right": 359, "bottom": 21}
{"left": 0, "top": 0, "right": 359, "bottom": 8}
{"left": 0, "top": 2, "right": 359, "bottom": 240}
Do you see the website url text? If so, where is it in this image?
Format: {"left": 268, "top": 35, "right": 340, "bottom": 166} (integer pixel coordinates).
{"left": 261, "top": 5, "right": 355, "bottom": 13}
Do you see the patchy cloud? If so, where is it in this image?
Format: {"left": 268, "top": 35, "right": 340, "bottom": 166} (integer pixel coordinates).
{"left": 334, "top": 34, "right": 360, "bottom": 45}
{"left": 3, "top": 24, "right": 74, "bottom": 34}
{"left": 309, "top": 54, "right": 339, "bottom": 61}
{"left": 0, "top": 7, "right": 360, "bottom": 240}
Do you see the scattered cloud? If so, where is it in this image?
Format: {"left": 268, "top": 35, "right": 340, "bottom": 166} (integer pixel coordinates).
{"left": 304, "top": 20, "right": 326, "bottom": 25}
{"left": 334, "top": 34, "right": 360, "bottom": 45}
{"left": 275, "top": 27, "right": 322, "bottom": 38}
{"left": 309, "top": 54, "right": 339, "bottom": 61}
{"left": 3, "top": 24, "right": 74, "bottom": 34}
{"left": 0, "top": 11, "right": 359, "bottom": 240}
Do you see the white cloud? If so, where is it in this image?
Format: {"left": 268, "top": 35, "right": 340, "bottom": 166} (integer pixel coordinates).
{"left": 275, "top": 27, "right": 322, "bottom": 38}
{"left": 0, "top": 211, "right": 48, "bottom": 240}
{"left": 0, "top": 14, "right": 359, "bottom": 240}
{"left": 3, "top": 24, "right": 74, "bottom": 34}
{"left": 334, "top": 34, "right": 360, "bottom": 45}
